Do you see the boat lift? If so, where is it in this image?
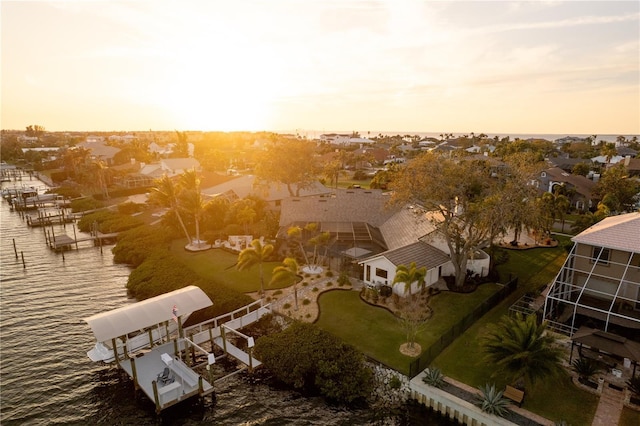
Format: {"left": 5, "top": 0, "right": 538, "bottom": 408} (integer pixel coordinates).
{"left": 84, "top": 286, "right": 271, "bottom": 413}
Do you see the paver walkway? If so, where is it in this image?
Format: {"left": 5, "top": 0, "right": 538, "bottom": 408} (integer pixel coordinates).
{"left": 591, "top": 383, "right": 625, "bottom": 426}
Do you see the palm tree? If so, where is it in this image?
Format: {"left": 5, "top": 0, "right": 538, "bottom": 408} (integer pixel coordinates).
{"left": 179, "top": 169, "right": 207, "bottom": 246}
{"left": 392, "top": 262, "right": 427, "bottom": 296}
{"left": 149, "top": 174, "right": 191, "bottom": 243}
{"left": 269, "top": 257, "right": 302, "bottom": 310}
{"left": 554, "top": 194, "right": 570, "bottom": 232}
{"left": 392, "top": 262, "right": 430, "bottom": 350}
{"left": 237, "top": 239, "right": 274, "bottom": 298}
{"left": 482, "top": 314, "right": 564, "bottom": 389}
{"left": 179, "top": 187, "right": 207, "bottom": 247}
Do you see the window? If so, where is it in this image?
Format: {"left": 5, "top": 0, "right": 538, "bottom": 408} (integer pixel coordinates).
{"left": 592, "top": 246, "right": 610, "bottom": 265}
{"left": 375, "top": 268, "right": 388, "bottom": 279}
{"left": 366, "top": 265, "right": 371, "bottom": 281}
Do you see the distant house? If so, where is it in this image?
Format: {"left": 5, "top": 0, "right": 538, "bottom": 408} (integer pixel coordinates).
{"left": 77, "top": 139, "right": 120, "bottom": 166}
{"left": 202, "top": 175, "right": 332, "bottom": 208}
{"left": 624, "top": 157, "right": 640, "bottom": 178}
{"left": 547, "top": 155, "right": 591, "bottom": 174}
{"left": 554, "top": 136, "right": 588, "bottom": 145}
{"left": 543, "top": 212, "right": 640, "bottom": 339}
{"left": 139, "top": 158, "right": 201, "bottom": 179}
{"left": 537, "top": 167, "right": 596, "bottom": 211}
{"left": 319, "top": 133, "right": 375, "bottom": 146}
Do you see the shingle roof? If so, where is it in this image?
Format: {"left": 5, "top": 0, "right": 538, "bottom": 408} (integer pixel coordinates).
{"left": 278, "top": 189, "right": 397, "bottom": 226}
{"left": 572, "top": 212, "right": 640, "bottom": 253}
{"left": 202, "top": 175, "right": 332, "bottom": 201}
{"left": 543, "top": 167, "right": 595, "bottom": 198}
{"left": 362, "top": 241, "right": 450, "bottom": 269}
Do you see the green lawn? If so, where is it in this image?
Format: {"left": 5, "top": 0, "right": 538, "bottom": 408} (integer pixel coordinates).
{"left": 316, "top": 284, "right": 503, "bottom": 375}
{"left": 619, "top": 406, "right": 640, "bottom": 426}
{"left": 431, "top": 240, "right": 600, "bottom": 424}
{"left": 170, "top": 240, "right": 285, "bottom": 293}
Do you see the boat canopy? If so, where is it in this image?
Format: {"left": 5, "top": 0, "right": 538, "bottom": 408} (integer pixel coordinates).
{"left": 84, "top": 286, "right": 212, "bottom": 342}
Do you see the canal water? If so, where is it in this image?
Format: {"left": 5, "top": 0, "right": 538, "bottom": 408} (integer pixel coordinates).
{"left": 0, "top": 177, "right": 454, "bottom": 425}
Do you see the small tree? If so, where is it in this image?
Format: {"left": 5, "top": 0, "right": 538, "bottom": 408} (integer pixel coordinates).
{"left": 392, "top": 263, "right": 431, "bottom": 350}
{"left": 269, "top": 257, "right": 301, "bottom": 310}
{"left": 237, "top": 239, "right": 274, "bottom": 298}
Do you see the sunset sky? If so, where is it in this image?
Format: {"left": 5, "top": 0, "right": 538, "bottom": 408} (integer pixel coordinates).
{"left": 2, "top": 1, "right": 639, "bottom": 135}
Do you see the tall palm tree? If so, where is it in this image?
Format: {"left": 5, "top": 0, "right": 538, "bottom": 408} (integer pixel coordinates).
{"left": 554, "top": 194, "right": 570, "bottom": 232}
{"left": 269, "top": 257, "right": 301, "bottom": 310}
{"left": 179, "top": 169, "right": 207, "bottom": 246}
{"left": 482, "top": 314, "right": 564, "bottom": 389}
{"left": 237, "top": 239, "right": 274, "bottom": 298}
{"left": 149, "top": 174, "right": 191, "bottom": 242}
{"left": 392, "top": 262, "right": 427, "bottom": 296}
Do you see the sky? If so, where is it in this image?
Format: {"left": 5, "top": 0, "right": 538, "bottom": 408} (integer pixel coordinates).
{"left": 2, "top": 0, "right": 639, "bottom": 135}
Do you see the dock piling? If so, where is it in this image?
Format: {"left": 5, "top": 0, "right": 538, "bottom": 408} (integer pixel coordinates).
{"left": 13, "top": 239, "right": 17, "bottom": 259}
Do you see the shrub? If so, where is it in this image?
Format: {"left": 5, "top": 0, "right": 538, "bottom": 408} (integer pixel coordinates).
{"left": 117, "top": 201, "right": 145, "bottom": 215}
{"left": 421, "top": 368, "right": 444, "bottom": 388}
{"left": 338, "top": 271, "right": 351, "bottom": 287}
{"left": 302, "top": 299, "right": 311, "bottom": 306}
{"left": 326, "top": 281, "right": 333, "bottom": 287}
{"left": 312, "top": 287, "right": 319, "bottom": 292}
{"left": 475, "top": 384, "right": 511, "bottom": 417}
{"left": 389, "top": 375, "right": 402, "bottom": 390}
{"left": 283, "top": 303, "right": 291, "bottom": 309}
{"left": 70, "top": 196, "right": 103, "bottom": 212}
{"left": 254, "top": 322, "right": 373, "bottom": 404}
{"left": 572, "top": 357, "right": 602, "bottom": 381}
{"left": 379, "top": 285, "right": 392, "bottom": 297}
{"left": 325, "top": 270, "right": 334, "bottom": 277}
{"left": 112, "top": 224, "right": 171, "bottom": 267}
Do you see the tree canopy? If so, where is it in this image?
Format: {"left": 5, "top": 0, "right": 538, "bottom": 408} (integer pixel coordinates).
{"left": 254, "top": 138, "right": 321, "bottom": 196}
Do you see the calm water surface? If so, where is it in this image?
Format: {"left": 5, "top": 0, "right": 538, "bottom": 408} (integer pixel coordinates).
{"left": 0, "top": 178, "right": 453, "bottom": 425}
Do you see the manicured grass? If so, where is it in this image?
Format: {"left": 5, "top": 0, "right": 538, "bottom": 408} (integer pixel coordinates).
{"left": 431, "top": 240, "right": 600, "bottom": 423}
{"left": 170, "top": 240, "right": 284, "bottom": 293}
{"left": 619, "top": 406, "right": 640, "bottom": 426}
{"left": 316, "top": 284, "right": 503, "bottom": 375}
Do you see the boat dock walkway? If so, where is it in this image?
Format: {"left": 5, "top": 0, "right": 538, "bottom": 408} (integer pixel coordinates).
{"left": 48, "top": 231, "right": 118, "bottom": 251}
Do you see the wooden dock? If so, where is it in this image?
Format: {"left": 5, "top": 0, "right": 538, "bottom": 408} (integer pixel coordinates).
{"left": 48, "top": 232, "right": 118, "bottom": 251}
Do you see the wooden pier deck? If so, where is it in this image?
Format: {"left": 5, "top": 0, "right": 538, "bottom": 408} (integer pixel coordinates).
{"left": 48, "top": 232, "right": 118, "bottom": 251}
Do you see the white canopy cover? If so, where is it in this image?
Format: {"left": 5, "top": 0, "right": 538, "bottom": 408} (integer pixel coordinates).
{"left": 84, "top": 286, "right": 213, "bottom": 342}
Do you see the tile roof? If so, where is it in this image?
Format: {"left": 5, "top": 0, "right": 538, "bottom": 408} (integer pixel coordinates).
{"left": 363, "top": 241, "right": 450, "bottom": 269}
{"left": 379, "top": 206, "right": 438, "bottom": 250}
{"left": 572, "top": 212, "right": 640, "bottom": 253}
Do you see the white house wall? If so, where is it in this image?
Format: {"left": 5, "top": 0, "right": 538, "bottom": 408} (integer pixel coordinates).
{"left": 361, "top": 257, "right": 449, "bottom": 296}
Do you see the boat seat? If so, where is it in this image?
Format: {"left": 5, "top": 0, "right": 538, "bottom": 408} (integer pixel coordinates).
{"left": 157, "top": 367, "right": 174, "bottom": 385}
